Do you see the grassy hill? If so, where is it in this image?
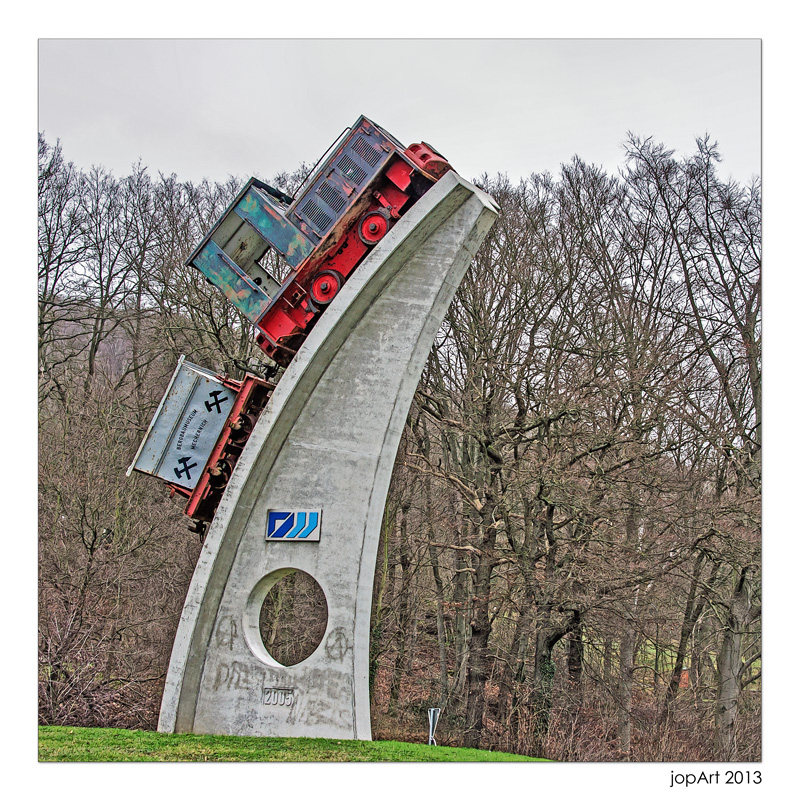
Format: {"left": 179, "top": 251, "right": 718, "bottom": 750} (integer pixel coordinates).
{"left": 39, "top": 726, "right": 546, "bottom": 762}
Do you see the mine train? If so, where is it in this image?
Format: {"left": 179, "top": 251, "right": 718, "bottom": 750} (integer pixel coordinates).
{"left": 128, "top": 116, "right": 454, "bottom": 531}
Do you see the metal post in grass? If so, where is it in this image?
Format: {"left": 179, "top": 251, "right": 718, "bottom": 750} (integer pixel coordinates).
{"left": 428, "top": 708, "right": 441, "bottom": 746}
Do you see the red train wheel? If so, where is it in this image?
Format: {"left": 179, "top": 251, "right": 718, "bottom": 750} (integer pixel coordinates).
{"left": 358, "top": 210, "right": 390, "bottom": 245}
{"left": 310, "top": 270, "right": 343, "bottom": 305}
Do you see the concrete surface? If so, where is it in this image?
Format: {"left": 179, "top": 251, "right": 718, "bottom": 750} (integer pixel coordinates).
{"left": 158, "top": 171, "right": 498, "bottom": 739}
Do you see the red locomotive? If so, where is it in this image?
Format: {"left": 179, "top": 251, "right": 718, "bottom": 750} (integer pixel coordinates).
{"left": 186, "top": 115, "right": 451, "bottom": 367}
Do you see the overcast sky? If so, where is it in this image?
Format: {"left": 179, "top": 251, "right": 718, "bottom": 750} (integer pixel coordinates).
{"left": 38, "top": 39, "right": 760, "bottom": 187}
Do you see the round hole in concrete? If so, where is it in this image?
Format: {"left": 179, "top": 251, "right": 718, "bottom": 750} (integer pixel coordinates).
{"left": 255, "top": 570, "right": 328, "bottom": 666}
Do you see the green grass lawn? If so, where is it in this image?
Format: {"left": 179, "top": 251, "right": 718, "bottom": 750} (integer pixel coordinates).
{"left": 39, "top": 726, "right": 546, "bottom": 762}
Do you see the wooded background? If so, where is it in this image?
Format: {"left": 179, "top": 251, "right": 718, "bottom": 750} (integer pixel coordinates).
{"left": 38, "top": 132, "right": 761, "bottom": 761}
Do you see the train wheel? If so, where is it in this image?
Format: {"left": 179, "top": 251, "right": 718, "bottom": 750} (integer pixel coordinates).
{"left": 229, "top": 412, "right": 255, "bottom": 445}
{"left": 358, "top": 209, "right": 390, "bottom": 245}
{"left": 310, "top": 269, "right": 343, "bottom": 306}
{"left": 208, "top": 458, "right": 232, "bottom": 489}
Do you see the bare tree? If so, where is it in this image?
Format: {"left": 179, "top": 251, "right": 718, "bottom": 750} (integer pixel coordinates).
{"left": 624, "top": 136, "right": 761, "bottom": 759}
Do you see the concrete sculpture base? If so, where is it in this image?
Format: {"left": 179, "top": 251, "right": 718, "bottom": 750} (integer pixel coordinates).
{"left": 158, "top": 171, "right": 498, "bottom": 739}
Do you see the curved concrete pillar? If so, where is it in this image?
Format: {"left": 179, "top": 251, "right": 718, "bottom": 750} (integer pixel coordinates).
{"left": 158, "top": 172, "right": 498, "bottom": 739}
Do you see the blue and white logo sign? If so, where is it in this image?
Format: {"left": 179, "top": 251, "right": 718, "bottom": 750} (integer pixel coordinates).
{"left": 266, "top": 510, "right": 322, "bottom": 541}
